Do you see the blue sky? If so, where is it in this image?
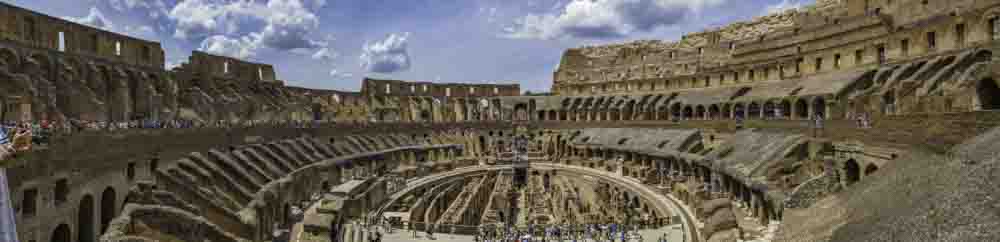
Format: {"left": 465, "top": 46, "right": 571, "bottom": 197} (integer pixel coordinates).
{"left": 3, "top": 0, "right": 811, "bottom": 92}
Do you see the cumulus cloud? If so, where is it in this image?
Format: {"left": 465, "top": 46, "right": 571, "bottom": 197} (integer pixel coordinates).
{"left": 100, "top": 0, "right": 170, "bottom": 18}
{"left": 170, "top": 0, "right": 330, "bottom": 60}
{"left": 765, "top": 0, "right": 801, "bottom": 15}
{"left": 199, "top": 35, "right": 259, "bottom": 60}
{"left": 123, "top": 25, "right": 157, "bottom": 40}
{"left": 504, "top": 0, "right": 724, "bottom": 40}
{"left": 360, "top": 33, "right": 412, "bottom": 73}
{"left": 67, "top": 7, "right": 114, "bottom": 31}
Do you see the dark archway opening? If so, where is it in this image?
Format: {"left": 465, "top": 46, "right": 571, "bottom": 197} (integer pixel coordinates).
{"left": 813, "top": 97, "right": 827, "bottom": 119}
{"left": 78, "top": 195, "right": 95, "bottom": 242}
{"left": 795, "top": 99, "right": 809, "bottom": 119}
{"left": 845, "top": 159, "right": 860, "bottom": 186}
{"left": 100, "top": 187, "right": 116, "bottom": 233}
{"left": 52, "top": 223, "right": 71, "bottom": 242}
{"left": 864, "top": 164, "right": 879, "bottom": 176}
{"left": 779, "top": 100, "right": 792, "bottom": 119}
{"left": 748, "top": 102, "right": 761, "bottom": 119}
{"left": 977, "top": 78, "right": 1000, "bottom": 110}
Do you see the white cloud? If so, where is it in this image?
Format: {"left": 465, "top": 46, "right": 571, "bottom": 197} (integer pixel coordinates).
{"left": 165, "top": 60, "right": 185, "bottom": 70}
{"left": 168, "top": 0, "right": 329, "bottom": 60}
{"left": 123, "top": 25, "right": 157, "bottom": 40}
{"left": 329, "top": 69, "right": 353, "bottom": 78}
{"left": 66, "top": 7, "right": 114, "bottom": 31}
{"left": 480, "top": 7, "right": 500, "bottom": 23}
{"left": 312, "top": 47, "right": 337, "bottom": 60}
{"left": 765, "top": 0, "right": 801, "bottom": 15}
{"left": 198, "top": 35, "right": 260, "bottom": 60}
{"left": 504, "top": 0, "right": 725, "bottom": 40}
{"left": 360, "top": 33, "right": 412, "bottom": 73}
{"left": 95, "top": 0, "right": 169, "bottom": 19}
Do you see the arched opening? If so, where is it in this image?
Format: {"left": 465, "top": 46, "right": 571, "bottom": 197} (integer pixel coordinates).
{"left": 100, "top": 187, "right": 116, "bottom": 233}
{"left": 78, "top": 195, "right": 95, "bottom": 242}
{"left": 311, "top": 103, "right": 323, "bottom": 121}
{"left": 763, "top": 101, "right": 776, "bottom": 119}
{"left": 682, "top": 106, "right": 693, "bottom": 120}
{"left": 864, "top": 164, "right": 879, "bottom": 176}
{"left": 795, "top": 99, "right": 809, "bottom": 119}
{"left": 844, "top": 159, "right": 860, "bottom": 186}
{"left": 479, "top": 136, "right": 486, "bottom": 153}
{"left": 748, "top": 102, "right": 761, "bottom": 119}
{"left": 812, "top": 97, "right": 826, "bottom": 119}
{"left": 721, "top": 104, "right": 732, "bottom": 119}
{"left": 977, "top": 78, "right": 1000, "bottom": 110}
{"left": 514, "top": 103, "right": 529, "bottom": 121}
{"left": 543, "top": 173, "right": 551, "bottom": 190}
{"left": 51, "top": 223, "right": 71, "bottom": 242}
{"left": 695, "top": 105, "right": 706, "bottom": 120}
{"left": 733, "top": 103, "right": 745, "bottom": 119}
{"left": 779, "top": 100, "right": 792, "bottom": 119}
{"left": 283, "top": 203, "right": 291, "bottom": 226}
{"left": 708, "top": 105, "right": 720, "bottom": 120}
{"left": 670, "top": 103, "right": 682, "bottom": 120}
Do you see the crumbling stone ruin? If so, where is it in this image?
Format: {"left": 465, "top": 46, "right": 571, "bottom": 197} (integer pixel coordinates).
{"left": 8, "top": 0, "right": 1000, "bottom": 242}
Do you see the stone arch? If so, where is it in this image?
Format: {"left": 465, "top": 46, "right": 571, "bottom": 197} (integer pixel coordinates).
{"left": 763, "top": 101, "right": 776, "bottom": 119}
{"left": 670, "top": 103, "right": 683, "bottom": 119}
{"left": 100, "top": 187, "right": 116, "bottom": 233}
{"left": 795, "top": 99, "right": 809, "bottom": 119}
{"left": 977, "top": 78, "right": 1000, "bottom": 110}
{"left": 812, "top": 96, "right": 827, "bottom": 119}
{"left": 721, "top": 104, "right": 732, "bottom": 119}
{"left": 27, "top": 52, "right": 51, "bottom": 74}
{"left": 529, "top": 99, "right": 537, "bottom": 118}
{"left": 682, "top": 105, "right": 694, "bottom": 120}
{"left": 695, "top": 105, "right": 706, "bottom": 120}
{"left": 0, "top": 47, "right": 19, "bottom": 72}
{"left": 51, "top": 223, "right": 71, "bottom": 242}
{"left": 779, "top": 99, "right": 792, "bottom": 119}
{"left": 748, "top": 102, "right": 761, "bottom": 119}
{"left": 864, "top": 163, "right": 879, "bottom": 176}
{"left": 844, "top": 159, "right": 860, "bottom": 186}
{"left": 624, "top": 100, "right": 637, "bottom": 120}
{"left": 708, "top": 104, "right": 721, "bottom": 120}
{"left": 733, "top": 103, "right": 745, "bottom": 119}
{"left": 78, "top": 194, "right": 95, "bottom": 242}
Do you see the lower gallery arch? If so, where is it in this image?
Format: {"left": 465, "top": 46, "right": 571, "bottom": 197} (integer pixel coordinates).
{"left": 100, "top": 187, "right": 116, "bottom": 234}
{"left": 795, "top": 99, "right": 809, "bottom": 119}
{"left": 864, "top": 163, "right": 879, "bottom": 176}
{"left": 78, "top": 194, "right": 95, "bottom": 242}
{"left": 779, "top": 100, "right": 792, "bottom": 119}
{"left": 845, "top": 159, "right": 861, "bottom": 186}
{"left": 977, "top": 78, "right": 1000, "bottom": 110}
{"left": 51, "top": 223, "right": 71, "bottom": 242}
{"left": 813, "top": 97, "right": 827, "bottom": 118}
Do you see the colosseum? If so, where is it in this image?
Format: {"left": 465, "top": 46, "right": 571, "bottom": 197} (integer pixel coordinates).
{"left": 3, "top": 0, "right": 1000, "bottom": 242}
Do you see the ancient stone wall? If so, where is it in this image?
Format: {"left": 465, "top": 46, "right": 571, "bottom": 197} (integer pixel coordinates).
{"left": 0, "top": 2, "right": 163, "bottom": 69}
{"left": 174, "top": 51, "right": 278, "bottom": 84}
{"left": 362, "top": 78, "right": 520, "bottom": 97}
